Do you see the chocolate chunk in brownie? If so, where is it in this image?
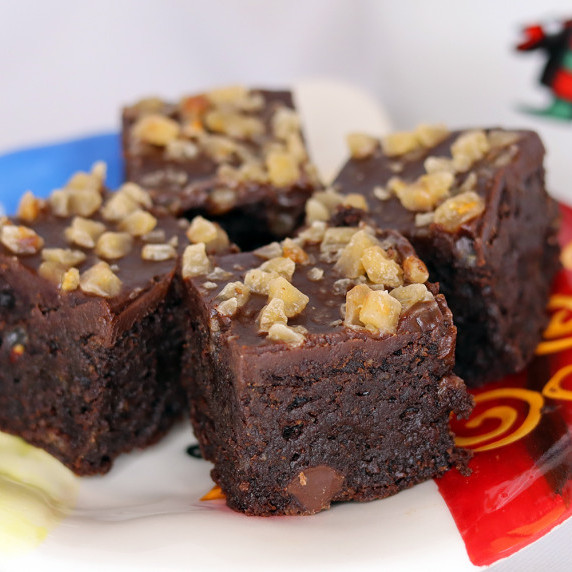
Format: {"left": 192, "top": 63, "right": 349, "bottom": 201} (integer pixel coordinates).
{"left": 0, "top": 163, "right": 232, "bottom": 475}
{"left": 332, "top": 127, "right": 560, "bottom": 385}
{"left": 181, "top": 220, "right": 473, "bottom": 515}
{"left": 122, "top": 86, "right": 322, "bottom": 248}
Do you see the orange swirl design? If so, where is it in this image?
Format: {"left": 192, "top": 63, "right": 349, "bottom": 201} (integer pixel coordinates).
{"left": 560, "top": 242, "right": 572, "bottom": 270}
{"left": 536, "top": 295, "right": 572, "bottom": 355}
{"left": 201, "top": 485, "right": 225, "bottom": 501}
{"left": 543, "top": 364, "right": 572, "bottom": 402}
{"left": 455, "top": 388, "right": 544, "bottom": 452}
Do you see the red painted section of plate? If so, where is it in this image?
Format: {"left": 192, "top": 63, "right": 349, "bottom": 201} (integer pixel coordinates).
{"left": 436, "top": 203, "right": 572, "bottom": 567}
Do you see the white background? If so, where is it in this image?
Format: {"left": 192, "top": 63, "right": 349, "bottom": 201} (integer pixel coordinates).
{"left": 1, "top": 1, "right": 572, "bottom": 570}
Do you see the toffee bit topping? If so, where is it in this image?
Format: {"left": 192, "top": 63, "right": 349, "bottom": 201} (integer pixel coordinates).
{"left": 307, "top": 267, "right": 324, "bottom": 281}
{"left": 142, "top": 229, "right": 167, "bottom": 243}
{"left": 216, "top": 297, "right": 239, "bottom": 317}
{"left": 272, "top": 107, "right": 301, "bottom": 141}
{"left": 381, "top": 124, "right": 449, "bottom": 157}
{"left": 334, "top": 229, "right": 379, "bottom": 279}
{"left": 0, "top": 225, "right": 44, "bottom": 255}
{"left": 488, "top": 130, "right": 520, "bottom": 148}
{"left": 346, "top": 133, "right": 378, "bottom": 159}
{"left": 253, "top": 241, "right": 283, "bottom": 260}
{"left": 373, "top": 186, "right": 392, "bottom": 201}
{"left": 101, "top": 192, "right": 139, "bottom": 222}
{"left": 118, "top": 209, "right": 158, "bottom": 236}
{"left": 345, "top": 285, "right": 401, "bottom": 334}
{"left": 38, "top": 261, "right": 66, "bottom": 285}
{"left": 205, "top": 110, "right": 265, "bottom": 139}
{"left": 132, "top": 114, "right": 181, "bottom": 146}
{"left": 297, "top": 221, "right": 326, "bottom": 245}
{"left": 42, "top": 248, "right": 86, "bottom": 268}
{"left": 80, "top": 261, "right": 122, "bottom": 298}
{"left": 217, "top": 281, "right": 250, "bottom": 308}
{"left": 141, "top": 243, "right": 177, "bottom": 261}
{"left": 166, "top": 139, "right": 199, "bottom": 160}
{"left": 342, "top": 193, "right": 369, "bottom": 212}
{"left": 267, "top": 276, "right": 309, "bottom": 318}
{"left": 95, "top": 232, "right": 133, "bottom": 260}
{"left": 119, "top": 182, "right": 153, "bottom": 209}
{"left": 17, "top": 192, "right": 45, "bottom": 223}
{"left": 361, "top": 246, "right": 403, "bottom": 287}
{"left": 390, "top": 172, "right": 454, "bottom": 212}
{"left": 65, "top": 217, "right": 106, "bottom": 248}
{"left": 267, "top": 323, "right": 305, "bottom": 346}
{"left": 61, "top": 267, "right": 80, "bottom": 292}
{"left": 433, "top": 191, "right": 485, "bottom": 232}
{"left": 402, "top": 256, "right": 429, "bottom": 284}
{"left": 186, "top": 216, "right": 230, "bottom": 253}
{"left": 415, "top": 212, "right": 435, "bottom": 227}
{"left": 450, "top": 130, "right": 490, "bottom": 172}
{"left": 258, "top": 298, "right": 288, "bottom": 332}
{"left": 305, "top": 198, "right": 330, "bottom": 223}
{"left": 182, "top": 243, "right": 211, "bottom": 278}
{"left": 282, "top": 238, "right": 309, "bottom": 265}
{"left": 266, "top": 151, "right": 300, "bottom": 187}
{"left": 259, "top": 257, "right": 296, "bottom": 281}
{"left": 320, "top": 227, "right": 358, "bottom": 261}
{"left": 390, "top": 284, "right": 433, "bottom": 311}
{"left": 244, "top": 268, "right": 277, "bottom": 295}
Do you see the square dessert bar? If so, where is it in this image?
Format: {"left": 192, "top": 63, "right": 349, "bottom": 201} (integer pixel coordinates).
{"left": 122, "top": 86, "right": 322, "bottom": 247}
{"left": 332, "top": 127, "right": 560, "bottom": 385}
{"left": 0, "top": 164, "right": 230, "bottom": 475}
{"left": 181, "top": 221, "right": 473, "bottom": 515}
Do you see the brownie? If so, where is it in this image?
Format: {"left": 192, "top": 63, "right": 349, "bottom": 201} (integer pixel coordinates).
{"left": 0, "top": 163, "right": 232, "bottom": 475}
{"left": 332, "top": 127, "right": 560, "bottom": 385}
{"left": 180, "top": 220, "right": 473, "bottom": 515}
{"left": 122, "top": 86, "right": 322, "bottom": 248}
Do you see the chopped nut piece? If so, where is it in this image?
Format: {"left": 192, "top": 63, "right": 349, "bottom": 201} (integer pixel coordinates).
{"left": 335, "top": 229, "right": 379, "bottom": 279}
{"left": 209, "top": 188, "right": 236, "bottom": 213}
{"left": 202, "top": 281, "right": 218, "bottom": 290}
{"left": 359, "top": 290, "right": 402, "bottom": 334}
{"left": 267, "top": 323, "right": 305, "bottom": 346}
{"left": 253, "top": 241, "right": 283, "bottom": 260}
{"left": 260, "top": 257, "right": 296, "bottom": 280}
{"left": 307, "top": 267, "right": 324, "bottom": 281}
{"left": 48, "top": 190, "right": 71, "bottom": 217}
{"left": 415, "top": 212, "right": 435, "bottom": 227}
{"left": 361, "top": 245, "right": 403, "bottom": 287}
{"left": 61, "top": 267, "right": 80, "bottom": 291}
{"left": 390, "top": 284, "right": 433, "bottom": 311}
{"left": 245, "top": 268, "right": 276, "bottom": 295}
{"left": 187, "top": 216, "right": 218, "bottom": 244}
{"left": 433, "top": 191, "right": 486, "bottom": 232}
{"left": 414, "top": 124, "right": 449, "bottom": 148}
{"left": 207, "top": 266, "right": 233, "bottom": 281}
{"left": 373, "top": 186, "right": 392, "bottom": 201}
{"left": 166, "top": 139, "right": 199, "bottom": 160}
{"left": 488, "top": 130, "right": 520, "bottom": 148}
{"left": 286, "top": 133, "right": 308, "bottom": 164}
{"left": 266, "top": 151, "right": 300, "bottom": 187}
{"left": 141, "top": 243, "right": 177, "bottom": 261}
{"left": 0, "top": 225, "right": 44, "bottom": 255}
{"left": 95, "top": 232, "right": 133, "bottom": 260}
{"left": 346, "top": 133, "right": 378, "bottom": 159}
{"left": 218, "top": 281, "right": 250, "bottom": 308}
{"left": 80, "top": 261, "right": 122, "bottom": 298}
{"left": 216, "top": 297, "right": 239, "bottom": 317}
{"left": 282, "top": 238, "right": 309, "bottom": 265}
{"left": 182, "top": 243, "right": 211, "bottom": 278}
{"left": 402, "top": 256, "right": 429, "bottom": 284}
{"left": 119, "top": 209, "right": 158, "bottom": 236}
{"left": 101, "top": 192, "right": 139, "bottom": 222}
{"left": 391, "top": 171, "right": 454, "bottom": 212}
{"left": 267, "top": 276, "right": 309, "bottom": 318}
{"left": 132, "top": 114, "right": 181, "bottom": 146}
{"left": 42, "top": 248, "right": 86, "bottom": 268}
{"left": 424, "top": 156, "right": 456, "bottom": 174}
{"left": 305, "top": 198, "right": 330, "bottom": 223}
{"left": 297, "top": 221, "right": 327, "bottom": 245}
{"left": 142, "top": 229, "right": 167, "bottom": 243}
{"left": 17, "top": 192, "right": 44, "bottom": 223}
{"left": 342, "top": 193, "right": 369, "bottom": 212}
{"left": 451, "top": 130, "right": 490, "bottom": 172}
{"left": 460, "top": 172, "right": 478, "bottom": 193}
{"left": 206, "top": 85, "right": 249, "bottom": 106}
{"left": 119, "top": 183, "right": 153, "bottom": 209}
{"left": 65, "top": 217, "right": 106, "bottom": 248}
{"left": 38, "top": 261, "right": 66, "bottom": 284}
{"left": 179, "top": 94, "right": 210, "bottom": 118}
{"left": 272, "top": 107, "right": 300, "bottom": 141}
{"left": 344, "top": 284, "right": 372, "bottom": 326}
{"left": 312, "top": 188, "right": 344, "bottom": 211}
{"left": 129, "top": 97, "right": 165, "bottom": 114}
{"left": 321, "top": 227, "right": 358, "bottom": 252}
{"left": 67, "top": 189, "right": 103, "bottom": 218}
{"left": 202, "top": 135, "right": 239, "bottom": 162}
{"left": 205, "top": 110, "right": 265, "bottom": 139}
{"left": 381, "top": 131, "right": 419, "bottom": 157}
{"left": 258, "top": 298, "right": 288, "bottom": 332}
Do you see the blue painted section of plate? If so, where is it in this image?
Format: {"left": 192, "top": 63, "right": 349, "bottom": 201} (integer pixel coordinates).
{"left": 0, "top": 132, "right": 123, "bottom": 215}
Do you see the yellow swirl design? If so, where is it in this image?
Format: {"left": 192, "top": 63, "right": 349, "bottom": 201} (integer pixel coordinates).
{"left": 543, "top": 364, "right": 572, "bottom": 402}
{"left": 560, "top": 242, "right": 572, "bottom": 270}
{"left": 536, "top": 295, "right": 572, "bottom": 354}
{"left": 455, "top": 388, "right": 544, "bottom": 452}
